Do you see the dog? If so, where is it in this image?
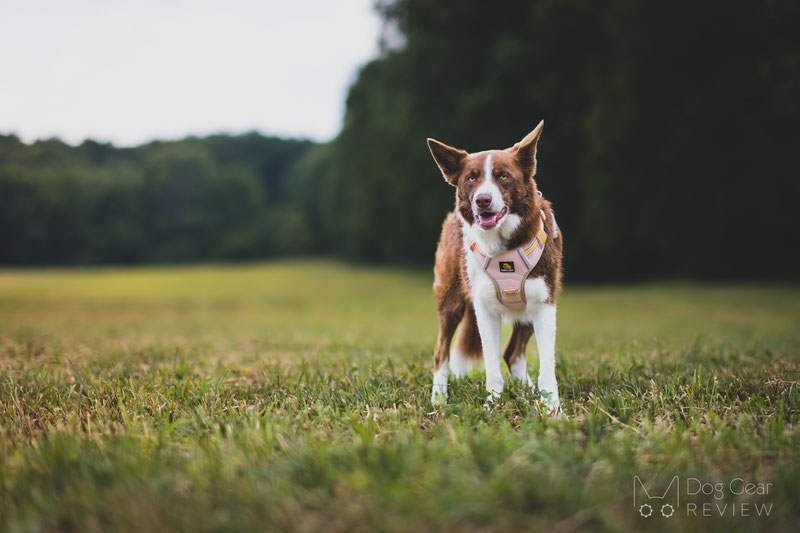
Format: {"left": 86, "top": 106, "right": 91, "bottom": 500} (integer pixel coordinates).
{"left": 427, "top": 121, "right": 563, "bottom": 414}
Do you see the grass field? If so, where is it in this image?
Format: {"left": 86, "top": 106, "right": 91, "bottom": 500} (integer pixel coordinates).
{"left": 1, "top": 261, "right": 798, "bottom": 532}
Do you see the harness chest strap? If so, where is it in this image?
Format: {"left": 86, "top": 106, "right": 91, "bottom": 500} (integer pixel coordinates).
{"left": 467, "top": 210, "right": 549, "bottom": 310}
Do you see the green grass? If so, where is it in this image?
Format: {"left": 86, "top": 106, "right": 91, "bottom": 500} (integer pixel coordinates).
{"left": 1, "top": 261, "right": 798, "bottom": 532}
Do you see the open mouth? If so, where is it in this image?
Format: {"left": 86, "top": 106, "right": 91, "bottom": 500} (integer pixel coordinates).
{"left": 477, "top": 207, "right": 508, "bottom": 229}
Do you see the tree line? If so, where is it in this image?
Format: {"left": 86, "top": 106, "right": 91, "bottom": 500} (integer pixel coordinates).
{"left": 0, "top": 134, "right": 313, "bottom": 264}
{"left": 2, "top": 0, "right": 798, "bottom": 280}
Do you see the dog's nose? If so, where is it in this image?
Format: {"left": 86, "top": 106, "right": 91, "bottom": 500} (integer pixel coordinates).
{"left": 475, "top": 194, "right": 492, "bottom": 209}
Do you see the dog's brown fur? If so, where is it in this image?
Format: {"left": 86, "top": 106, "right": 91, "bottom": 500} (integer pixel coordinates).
{"left": 430, "top": 124, "right": 563, "bottom": 374}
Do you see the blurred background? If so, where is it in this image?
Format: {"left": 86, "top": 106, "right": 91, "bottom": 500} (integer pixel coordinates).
{"left": 1, "top": 0, "right": 798, "bottom": 282}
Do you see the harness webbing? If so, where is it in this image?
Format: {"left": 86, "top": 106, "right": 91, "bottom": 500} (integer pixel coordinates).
{"left": 466, "top": 211, "right": 549, "bottom": 310}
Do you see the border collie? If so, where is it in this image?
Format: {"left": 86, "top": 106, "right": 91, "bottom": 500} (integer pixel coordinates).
{"left": 427, "top": 121, "right": 563, "bottom": 414}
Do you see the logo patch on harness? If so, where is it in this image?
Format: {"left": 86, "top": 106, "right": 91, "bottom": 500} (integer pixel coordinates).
{"left": 499, "top": 261, "right": 515, "bottom": 273}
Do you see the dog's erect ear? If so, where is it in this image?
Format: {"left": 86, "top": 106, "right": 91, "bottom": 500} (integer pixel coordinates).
{"left": 508, "top": 120, "right": 544, "bottom": 179}
{"left": 427, "top": 138, "right": 467, "bottom": 186}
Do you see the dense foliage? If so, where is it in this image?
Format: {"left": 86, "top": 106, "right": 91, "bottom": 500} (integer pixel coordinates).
{"left": 2, "top": 0, "right": 798, "bottom": 279}
{"left": 0, "top": 134, "right": 312, "bottom": 264}
{"left": 317, "top": 0, "right": 800, "bottom": 279}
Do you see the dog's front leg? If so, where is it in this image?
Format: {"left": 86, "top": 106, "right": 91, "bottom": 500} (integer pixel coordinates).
{"left": 474, "top": 304, "right": 503, "bottom": 402}
{"left": 532, "top": 303, "right": 560, "bottom": 413}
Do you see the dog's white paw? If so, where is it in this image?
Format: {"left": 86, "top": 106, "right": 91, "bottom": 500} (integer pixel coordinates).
{"left": 448, "top": 349, "right": 477, "bottom": 378}
{"left": 539, "top": 389, "right": 561, "bottom": 417}
{"left": 431, "top": 384, "right": 448, "bottom": 407}
{"left": 483, "top": 384, "right": 503, "bottom": 408}
{"left": 509, "top": 357, "right": 532, "bottom": 385}
{"left": 483, "top": 396, "right": 499, "bottom": 410}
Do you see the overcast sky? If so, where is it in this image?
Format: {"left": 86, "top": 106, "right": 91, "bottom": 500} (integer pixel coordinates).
{"left": 0, "top": 0, "right": 382, "bottom": 146}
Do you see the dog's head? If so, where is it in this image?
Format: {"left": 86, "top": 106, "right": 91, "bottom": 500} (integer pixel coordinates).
{"left": 427, "top": 121, "right": 544, "bottom": 234}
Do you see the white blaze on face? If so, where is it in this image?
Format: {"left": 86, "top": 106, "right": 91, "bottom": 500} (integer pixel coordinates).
{"left": 483, "top": 153, "right": 494, "bottom": 184}
{"left": 472, "top": 154, "right": 505, "bottom": 215}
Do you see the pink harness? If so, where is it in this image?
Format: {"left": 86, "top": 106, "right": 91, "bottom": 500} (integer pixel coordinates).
{"left": 467, "top": 211, "right": 549, "bottom": 310}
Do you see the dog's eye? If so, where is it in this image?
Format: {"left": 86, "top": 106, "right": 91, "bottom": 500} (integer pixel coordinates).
{"left": 467, "top": 173, "right": 478, "bottom": 181}
{"left": 498, "top": 173, "right": 510, "bottom": 181}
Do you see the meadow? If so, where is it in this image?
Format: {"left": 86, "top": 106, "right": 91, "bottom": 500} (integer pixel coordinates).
{"left": 1, "top": 261, "right": 798, "bottom": 532}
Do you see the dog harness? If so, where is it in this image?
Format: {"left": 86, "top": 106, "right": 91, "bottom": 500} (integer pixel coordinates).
{"left": 466, "top": 210, "right": 550, "bottom": 310}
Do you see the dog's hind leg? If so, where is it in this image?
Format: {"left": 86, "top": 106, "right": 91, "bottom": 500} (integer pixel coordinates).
{"left": 449, "top": 305, "right": 483, "bottom": 378}
{"left": 432, "top": 298, "right": 464, "bottom": 405}
{"left": 431, "top": 212, "right": 469, "bottom": 405}
{"left": 504, "top": 322, "right": 534, "bottom": 386}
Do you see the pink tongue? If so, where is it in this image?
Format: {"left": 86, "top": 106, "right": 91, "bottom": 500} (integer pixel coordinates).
{"left": 480, "top": 213, "right": 498, "bottom": 227}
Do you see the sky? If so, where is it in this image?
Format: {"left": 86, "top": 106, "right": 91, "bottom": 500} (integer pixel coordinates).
{"left": 0, "top": 0, "right": 382, "bottom": 146}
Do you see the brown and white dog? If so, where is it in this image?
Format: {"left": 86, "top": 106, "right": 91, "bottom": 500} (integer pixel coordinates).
{"left": 427, "top": 121, "right": 563, "bottom": 412}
